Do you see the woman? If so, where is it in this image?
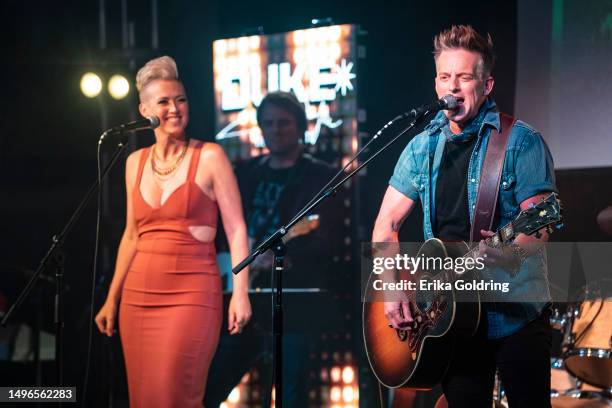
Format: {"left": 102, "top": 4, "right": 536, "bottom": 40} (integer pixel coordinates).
{"left": 95, "top": 56, "right": 251, "bottom": 407}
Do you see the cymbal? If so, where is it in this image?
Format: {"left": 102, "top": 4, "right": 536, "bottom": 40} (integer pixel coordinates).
{"left": 596, "top": 205, "right": 612, "bottom": 235}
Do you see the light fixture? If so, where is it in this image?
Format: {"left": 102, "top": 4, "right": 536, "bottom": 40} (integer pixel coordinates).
{"left": 108, "top": 74, "right": 130, "bottom": 100}
{"left": 80, "top": 72, "right": 102, "bottom": 98}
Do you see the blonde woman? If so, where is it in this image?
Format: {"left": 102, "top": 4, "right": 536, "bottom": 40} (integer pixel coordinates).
{"left": 95, "top": 56, "right": 251, "bottom": 407}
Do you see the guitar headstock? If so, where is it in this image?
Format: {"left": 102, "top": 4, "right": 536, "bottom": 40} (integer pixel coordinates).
{"left": 511, "top": 193, "right": 563, "bottom": 238}
{"left": 285, "top": 214, "right": 320, "bottom": 242}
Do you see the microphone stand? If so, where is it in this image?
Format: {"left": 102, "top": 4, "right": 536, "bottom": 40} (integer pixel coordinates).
{"left": 232, "top": 109, "right": 436, "bottom": 407}
{"left": 1, "top": 130, "right": 129, "bottom": 391}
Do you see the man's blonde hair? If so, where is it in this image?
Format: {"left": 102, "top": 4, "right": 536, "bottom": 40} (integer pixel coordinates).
{"left": 433, "top": 25, "right": 495, "bottom": 78}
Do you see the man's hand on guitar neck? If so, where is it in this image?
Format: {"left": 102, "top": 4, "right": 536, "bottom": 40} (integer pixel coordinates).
{"left": 477, "top": 229, "right": 523, "bottom": 269}
{"left": 477, "top": 193, "right": 552, "bottom": 271}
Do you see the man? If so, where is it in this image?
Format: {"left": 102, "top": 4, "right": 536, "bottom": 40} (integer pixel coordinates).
{"left": 373, "top": 26, "right": 557, "bottom": 407}
{"left": 205, "top": 91, "right": 341, "bottom": 407}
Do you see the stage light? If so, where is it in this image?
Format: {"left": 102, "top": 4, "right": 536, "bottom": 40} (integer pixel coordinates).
{"left": 342, "top": 385, "right": 354, "bottom": 402}
{"left": 330, "top": 386, "right": 341, "bottom": 402}
{"left": 320, "top": 367, "right": 329, "bottom": 381}
{"left": 80, "top": 72, "right": 102, "bottom": 98}
{"left": 330, "top": 366, "right": 341, "bottom": 382}
{"left": 342, "top": 366, "right": 355, "bottom": 384}
{"left": 108, "top": 75, "right": 130, "bottom": 100}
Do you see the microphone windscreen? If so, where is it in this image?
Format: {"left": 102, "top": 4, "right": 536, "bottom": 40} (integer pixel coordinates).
{"left": 442, "top": 95, "right": 458, "bottom": 110}
{"left": 149, "top": 116, "right": 161, "bottom": 128}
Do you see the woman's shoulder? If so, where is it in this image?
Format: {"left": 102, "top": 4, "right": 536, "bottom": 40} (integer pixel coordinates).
{"left": 195, "top": 140, "right": 228, "bottom": 161}
{"left": 126, "top": 146, "right": 150, "bottom": 166}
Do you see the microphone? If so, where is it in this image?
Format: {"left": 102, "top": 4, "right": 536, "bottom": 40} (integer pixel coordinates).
{"left": 105, "top": 116, "right": 160, "bottom": 134}
{"left": 372, "top": 95, "right": 460, "bottom": 141}
{"left": 403, "top": 95, "right": 459, "bottom": 120}
{"left": 99, "top": 116, "right": 160, "bottom": 144}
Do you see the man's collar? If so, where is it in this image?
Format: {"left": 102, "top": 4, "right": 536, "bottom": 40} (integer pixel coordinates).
{"left": 424, "top": 98, "right": 500, "bottom": 136}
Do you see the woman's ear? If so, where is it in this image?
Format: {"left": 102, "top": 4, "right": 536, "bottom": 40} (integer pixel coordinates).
{"left": 138, "top": 102, "right": 148, "bottom": 118}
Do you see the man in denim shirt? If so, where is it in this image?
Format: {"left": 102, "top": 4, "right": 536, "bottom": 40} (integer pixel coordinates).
{"left": 373, "top": 26, "right": 557, "bottom": 407}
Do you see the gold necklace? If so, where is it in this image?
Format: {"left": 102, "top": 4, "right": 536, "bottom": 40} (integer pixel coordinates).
{"left": 151, "top": 143, "right": 188, "bottom": 176}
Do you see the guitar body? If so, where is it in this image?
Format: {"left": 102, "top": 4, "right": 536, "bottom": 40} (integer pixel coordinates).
{"left": 363, "top": 238, "right": 481, "bottom": 389}
{"left": 363, "top": 193, "right": 563, "bottom": 390}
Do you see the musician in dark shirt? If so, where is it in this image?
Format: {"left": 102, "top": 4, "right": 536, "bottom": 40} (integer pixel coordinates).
{"left": 205, "top": 91, "right": 341, "bottom": 407}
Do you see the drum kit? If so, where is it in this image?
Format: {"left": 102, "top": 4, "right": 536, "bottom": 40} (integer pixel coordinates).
{"left": 493, "top": 281, "right": 612, "bottom": 407}
{"left": 547, "top": 281, "right": 611, "bottom": 407}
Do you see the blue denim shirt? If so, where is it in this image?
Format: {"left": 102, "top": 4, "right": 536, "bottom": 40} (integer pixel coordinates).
{"left": 389, "top": 99, "right": 557, "bottom": 339}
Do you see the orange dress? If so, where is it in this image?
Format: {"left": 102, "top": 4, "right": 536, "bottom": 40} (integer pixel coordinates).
{"left": 119, "top": 142, "right": 221, "bottom": 408}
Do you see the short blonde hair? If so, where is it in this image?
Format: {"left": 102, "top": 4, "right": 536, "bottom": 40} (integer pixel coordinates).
{"left": 433, "top": 25, "right": 495, "bottom": 79}
{"left": 135, "top": 56, "right": 179, "bottom": 94}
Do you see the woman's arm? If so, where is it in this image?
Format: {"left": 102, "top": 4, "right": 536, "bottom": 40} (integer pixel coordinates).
{"left": 95, "top": 151, "right": 140, "bottom": 337}
{"left": 206, "top": 144, "right": 251, "bottom": 334}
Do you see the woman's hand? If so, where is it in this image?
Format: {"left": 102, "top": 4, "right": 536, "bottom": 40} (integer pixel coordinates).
{"left": 95, "top": 299, "right": 119, "bottom": 337}
{"left": 228, "top": 292, "right": 252, "bottom": 335}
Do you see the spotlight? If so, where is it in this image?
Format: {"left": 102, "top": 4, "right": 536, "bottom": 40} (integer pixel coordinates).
{"left": 342, "top": 385, "right": 354, "bottom": 402}
{"left": 342, "top": 366, "right": 355, "bottom": 384}
{"left": 108, "top": 75, "right": 130, "bottom": 100}
{"left": 330, "top": 386, "right": 341, "bottom": 402}
{"left": 330, "top": 366, "right": 341, "bottom": 383}
{"left": 80, "top": 72, "right": 102, "bottom": 98}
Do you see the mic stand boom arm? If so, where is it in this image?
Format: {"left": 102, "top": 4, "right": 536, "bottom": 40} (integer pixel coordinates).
{"left": 232, "top": 109, "right": 435, "bottom": 407}
{"left": 1, "top": 131, "right": 131, "bottom": 389}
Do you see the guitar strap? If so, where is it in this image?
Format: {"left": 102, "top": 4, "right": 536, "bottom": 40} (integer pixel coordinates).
{"left": 469, "top": 113, "right": 516, "bottom": 243}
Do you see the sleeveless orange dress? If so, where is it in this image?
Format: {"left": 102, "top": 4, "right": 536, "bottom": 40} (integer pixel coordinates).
{"left": 119, "top": 141, "right": 221, "bottom": 408}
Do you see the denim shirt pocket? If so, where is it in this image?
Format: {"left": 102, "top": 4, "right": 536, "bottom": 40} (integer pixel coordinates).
{"left": 499, "top": 172, "right": 518, "bottom": 219}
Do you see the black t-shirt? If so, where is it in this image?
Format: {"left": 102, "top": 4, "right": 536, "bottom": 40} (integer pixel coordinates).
{"left": 434, "top": 137, "right": 478, "bottom": 241}
{"left": 247, "top": 164, "right": 298, "bottom": 245}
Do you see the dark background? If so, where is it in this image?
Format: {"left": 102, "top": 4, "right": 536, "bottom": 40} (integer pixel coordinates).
{"left": 1, "top": 0, "right": 610, "bottom": 406}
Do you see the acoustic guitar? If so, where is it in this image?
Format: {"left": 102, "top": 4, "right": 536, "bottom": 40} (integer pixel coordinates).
{"left": 363, "top": 193, "right": 563, "bottom": 389}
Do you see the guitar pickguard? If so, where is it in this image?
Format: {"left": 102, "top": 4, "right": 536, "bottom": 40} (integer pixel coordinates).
{"left": 394, "top": 298, "right": 448, "bottom": 355}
